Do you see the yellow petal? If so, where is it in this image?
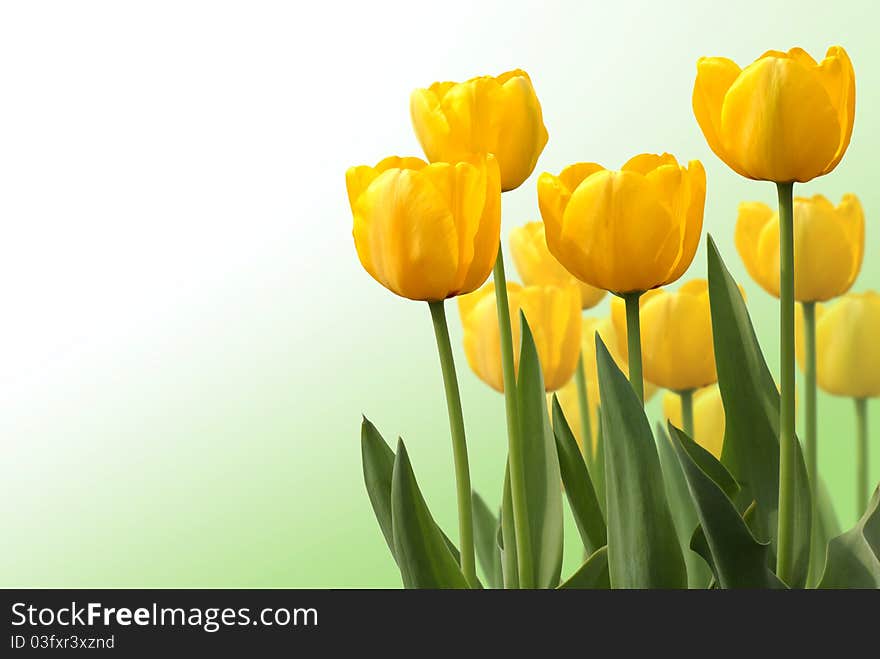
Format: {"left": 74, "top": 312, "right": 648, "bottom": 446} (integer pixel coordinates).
{"left": 519, "top": 285, "right": 582, "bottom": 391}
{"left": 692, "top": 57, "right": 749, "bottom": 177}
{"left": 460, "top": 283, "right": 522, "bottom": 392}
{"left": 792, "top": 194, "right": 856, "bottom": 301}
{"left": 720, "top": 55, "right": 841, "bottom": 182}
{"left": 735, "top": 201, "right": 777, "bottom": 296}
{"left": 558, "top": 170, "right": 679, "bottom": 293}
{"left": 814, "top": 292, "right": 880, "bottom": 398}
{"left": 663, "top": 160, "right": 706, "bottom": 284}
{"left": 813, "top": 47, "right": 856, "bottom": 174}
{"left": 352, "top": 168, "right": 459, "bottom": 301}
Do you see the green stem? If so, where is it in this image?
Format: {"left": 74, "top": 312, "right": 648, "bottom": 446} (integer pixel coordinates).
{"left": 855, "top": 397, "right": 868, "bottom": 515}
{"left": 623, "top": 292, "right": 644, "bottom": 404}
{"left": 802, "top": 300, "right": 819, "bottom": 570}
{"left": 574, "top": 351, "right": 593, "bottom": 466}
{"left": 679, "top": 389, "right": 695, "bottom": 439}
{"left": 492, "top": 249, "right": 534, "bottom": 588}
{"left": 428, "top": 300, "right": 477, "bottom": 588}
{"left": 776, "top": 181, "right": 796, "bottom": 585}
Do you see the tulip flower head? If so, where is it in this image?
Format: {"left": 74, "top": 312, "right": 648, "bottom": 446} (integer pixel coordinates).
{"left": 736, "top": 194, "right": 864, "bottom": 302}
{"left": 796, "top": 292, "right": 880, "bottom": 398}
{"left": 345, "top": 155, "right": 501, "bottom": 301}
{"left": 693, "top": 46, "right": 855, "bottom": 183}
{"left": 663, "top": 385, "right": 726, "bottom": 459}
{"left": 510, "top": 221, "right": 606, "bottom": 310}
{"left": 411, "top": 69, "right": 549, "bottom": 191}
{"left": 611, "top": 280, "right": 723, "bottom": 391}
{"left": 538, "top": 153, "right": 705, "bottom": 295}
{"left": 458, "top": 282, "right": 581, "bottom": 392}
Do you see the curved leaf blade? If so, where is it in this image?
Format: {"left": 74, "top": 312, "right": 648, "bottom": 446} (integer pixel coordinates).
{"left": 558, "top": 546, "right": 610, "bottom": 589}
{"left": 391, "top": 439, "right": 469, "bottom": 589}
{"left": 669, "top": 424, "right": 785, "bottom": 589}
{"left": 655, "top": 423, "right": 712, "bottom": 588}
{"left": 596, "top": 335, "right": 686, "bottom": 588}
{"left": 552, "top": 395, "right": 606, "bottom": 555}
{"left": 707, "top": 236, "right": 811, "bottom": 587}
{"left": 818, "top": 486, "right": 880, "bottom": 588}
{"left": 516, "top": 313, "right": 564, "bottom": 588}
{"left": 472, "top": 491, "right": 503, "bottom": 589}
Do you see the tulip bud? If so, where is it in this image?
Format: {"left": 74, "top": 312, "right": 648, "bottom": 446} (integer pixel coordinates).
{"left": 510, "top": 222, "right": 605, "bottom": 310}
{"left": 345, "top": 155, "right": 501, "bottom": 301}
{"left": 693, "top": 46, "right": 855, "bottom": 182}
{"left": 736, "top": 194, "right": 864, "bottom": 302}
{"left": 538, "top": 153, "right": 705, "bottom": 295}
{"left": 411, "top": 69, "right": 548, "bottom": 192}
{"left": 458, "top": 283, "right": 581, "bottom": 392}
{"left": 796, "top": 292, "right": 880, "bottom": 398}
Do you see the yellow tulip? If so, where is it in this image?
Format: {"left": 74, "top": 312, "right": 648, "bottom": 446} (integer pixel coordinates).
{"left": 736, "top": 194, "right": 864, "bottom": 302}
{"left": 555, "top": 316, "right": 657, "bottom": 453}
{"left": 458, "top": 283, "right": 581, "bottom": 392}
{"left": 663, "top": 385, "right": 725, "bottom": 459}
{"left": 411, "top": 69, "right": 548, "bottom": 192}
{"left": 510, "top": 222, "right": 605, "bottom": 310}
{"left": 538, "top": 153, "right": 705, "bottom": 294}
{"left": 796, "top": 292, "right": 880, "bottom": 398}
{"left": 345, "top": 155, "right": 501, "bottom": 301}
{"left": 693, "top": 46, "right": 855, "bottom": 183}
{"left": 611, "top": 280, "right": 718, "bottom": 391}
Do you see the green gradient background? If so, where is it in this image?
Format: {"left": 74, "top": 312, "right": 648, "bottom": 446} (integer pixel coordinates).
{"left": 3, "top": 0, "right": 879, "bottom": 587}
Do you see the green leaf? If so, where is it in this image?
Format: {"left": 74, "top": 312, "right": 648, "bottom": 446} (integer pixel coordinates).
{"left": 707, "top": 235, "right": 811, "bottom": 587}
{"left": 655, "top": 423, "right": 712, "bottom": 588}
{"left": 596, "top": 335, "right": 686, "bottom": 588}
{"left": 810, "top": 478, "right": 842, "bottom": 585}
{"left": 391, "top": 439, "right": 470, "bottom": 589}
{"left": 499, "top": 464, "right": 518, "bottom": 589}
{"left": 817, "top": 487, "right": 880, "bottom": 589}
{"left": 516, "top": 312, "right": 564, "bottom": 588}
{"left": 552, "top": 395, "right": 606, "bottom": 555}
{"left": 557, "top": 546, "right": 610, "bottom": 589}
{"left": 360, "top": 417, "right": 460, "bottom": 564}
{"left": 669, "top": 424, "right": 785, "bottom": 589}
{"left": 593, "top": 410, "right": 606, "bottom": 517}
{"left": 472, "top": 491, "right": 503, "bottom": 589}
{"left": 361, "top": 417, "right": 397, "bottom": 560}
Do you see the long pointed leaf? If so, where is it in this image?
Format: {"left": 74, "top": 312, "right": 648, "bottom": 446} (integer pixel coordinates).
{"left": 558, "top": 546, "right": 610, "bottom": 589}
{"left": 516, "top": 313, "right": 564, "bottom": 588}
{"left": 472, "top": 491, "right": 503, "bottom": 589}
{"left": 361, "top": 418, "right": 460, "bottom": 564}
{"left": 391, "top": 439, "right": 469, "bottom": 589}
{"left": 596, "top": 335, "right": 686, "bottom": 588}
{"left": 818, "top": 486, "right": 880, "bottom": 588}
{"left": 655, "top": 423, "right": 712, "bottom": 588}
{"left": 707, "top": 236, "right": 811, "bottom": 587}
{"left": 669, "top": 424, "right": 785, "bottom": 589}
{"left": 499, "top": 464, "right": 518, "bottom": 589}
{"left": 552, "top": 395, "right": 606, "bottom": 555}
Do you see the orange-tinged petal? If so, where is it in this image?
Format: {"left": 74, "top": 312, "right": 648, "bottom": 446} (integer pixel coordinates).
{"left": 662, "top": 160, "right": 706, "bottom": 284}
{"left": 814, "top": 47, "right": 856, "bottom": 174}
{"left": 720, "top": 56, "right": 841, "bottom": 182}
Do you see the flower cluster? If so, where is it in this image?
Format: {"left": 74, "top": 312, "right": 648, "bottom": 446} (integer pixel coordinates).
{"left": 346, "top": 47, "right": 878, "bottom": 590}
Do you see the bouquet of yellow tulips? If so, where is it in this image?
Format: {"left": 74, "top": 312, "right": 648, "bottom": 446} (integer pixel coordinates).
{"left": 345, "top": 51, "right": 879, "bottom": 589}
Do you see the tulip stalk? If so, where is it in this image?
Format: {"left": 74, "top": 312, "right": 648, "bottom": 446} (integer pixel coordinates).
{"left": 776, "top": 181, "right": 797, "bottom": 585}
{"left": 802, "top": 300, "right": 820, "bottom": 567}
{"left": 428, "top": 300, "right": 478, "bottom": 588}
{"left": 623, "top": 292, "right": 644, "bottom": 404}
{"left": 679, "top": 389, "right": 695, "bottom": 439}
{"left": 855, "top": 397, "right": 868, "bottom": 515}
{"left": 574, "top": 352, "right": 593, "bottom": 466}
{"left": 492, "top": 250, "right": 535, "bottom": 588}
